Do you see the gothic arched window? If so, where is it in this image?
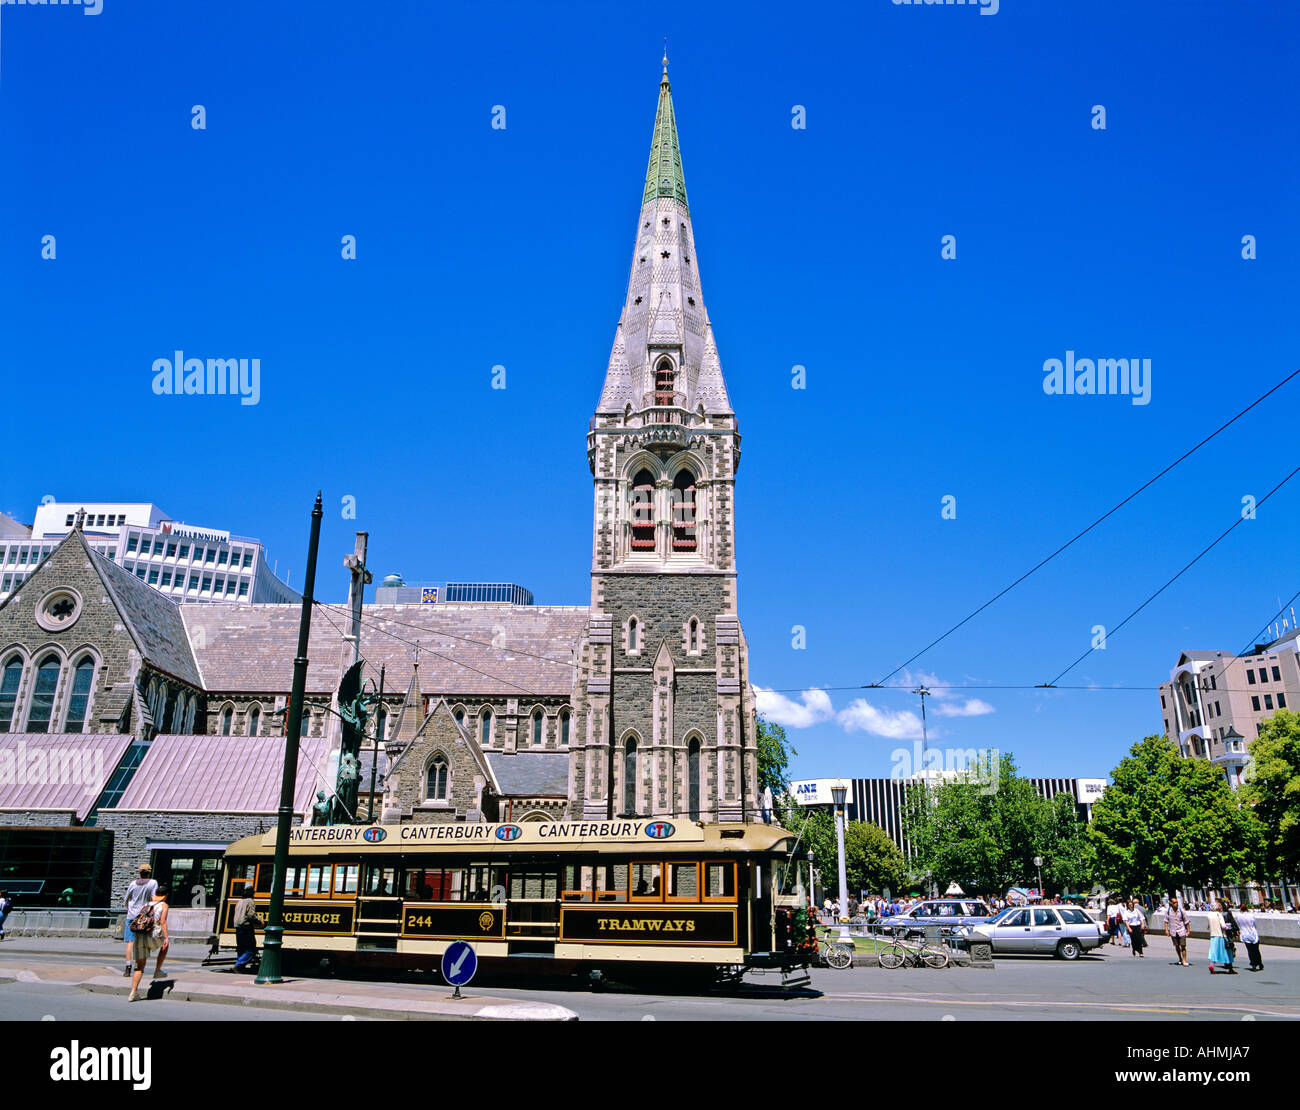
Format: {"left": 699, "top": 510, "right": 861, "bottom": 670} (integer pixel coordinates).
{"left": 672, "top": 470, "right": 696, "bottom": 551}
{"left": 65, "top": 657, "right": 95, "bottom": 733}
{"left": 0, "top": 656, "right": 24, "bottom": 733}
{"left": 630, "top": 468, "right": 656, "bottom": 551}
{"left": 248, "top": 704, "right": 261, "bottom": 737}
{"left": 688, "top": 617, "right": 700, "bottom": 654}
{"left": 688, "top": 736, "right": 701, "bottom": 821}
{"left": 26, "top": 655, "right": 61, "bottom": 733}
{"left": 426, "top": 755, "right": 449, "bottom": 801}
{"left": 623, "top": 737, "right": 638, "bottom": 815}
{"left": 654, "top": 358, "right": 676, "bottom": 404}
{"left": 560, "top": 709, "right": 570, "bottom": 746}
{"left": 480, "top": 710, "right": 492, "bottom": 747}
{"left": 532, "top": 710, "right": 543, "bottom": 746}
{"left": 627, "top": 616, "right": 640, "bottom": 654}
{"left": 221, "top": 706, "right": 233, "bottom": 735}
{"left": 377, "top": 707, "right": 387, "bottom": 742}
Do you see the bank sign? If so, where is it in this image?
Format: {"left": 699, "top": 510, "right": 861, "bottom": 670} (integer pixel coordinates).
{"left": 1075, "top": 778, "right": 1107, "bottom": 804}
{"left": 789, "top": 779, "right": 838, "bottom": 806}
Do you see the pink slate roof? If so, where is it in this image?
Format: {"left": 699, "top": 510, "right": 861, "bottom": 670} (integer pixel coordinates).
{"left": 109, "top": 733, "right": 330, "bottom": 814}
{"left": 0, "top": 733, "right": 133, "bottom": 821}
{"left": 180, "top": 603, "right": 587, "bottom": 696}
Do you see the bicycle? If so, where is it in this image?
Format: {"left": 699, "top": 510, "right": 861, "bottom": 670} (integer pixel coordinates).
{"left": 876, "top": 927, "right": 950, "bottom": 970}
{"left": 817, "top": 936, "right": 854, "bottom": 970}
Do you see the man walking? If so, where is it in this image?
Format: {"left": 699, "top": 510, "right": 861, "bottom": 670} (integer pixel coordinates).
{"left": 1165, "top": 893, "right": 1190, "bottom": 967}
{"left": 122, "top": 864, "right": 157, "bottom": 977}
{"left": 1235, "top": 903, "right": 1263, "bottom": 972}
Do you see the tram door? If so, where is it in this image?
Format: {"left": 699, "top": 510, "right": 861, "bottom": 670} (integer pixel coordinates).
{"left": 506, "top": 862, "right": 560, "bottom": 953}
{"left": 750, "top": 862, "right": 774, "bottom": 952}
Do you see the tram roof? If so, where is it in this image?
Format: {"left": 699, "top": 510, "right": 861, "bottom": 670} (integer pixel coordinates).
{"left": 223, "top": 821, "right": 796, "bottom": 857}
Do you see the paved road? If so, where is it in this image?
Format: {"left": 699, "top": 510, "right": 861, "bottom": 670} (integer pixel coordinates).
{"left": 0, "top": 979, "right": 346, "bottom": 1021}
{"left": 2, "top": 937, "right": 1298, "bottom": 1021}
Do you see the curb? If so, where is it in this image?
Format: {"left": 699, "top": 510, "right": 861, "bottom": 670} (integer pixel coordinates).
{"left": 0, "top": 964, "right": 578, "bottom": 1021}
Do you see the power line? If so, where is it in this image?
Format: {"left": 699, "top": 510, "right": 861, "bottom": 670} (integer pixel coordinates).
{"left": 311, "top": 601, "right": 552, "bottom": 700}
{"left": 873, "top": 366, "right": 1300, "bottom": 687}
{"left": 315, "top": 598, "right": 576, "bottom": 670}
{"left": 1046, "top": 462, "right": 1300, "bottom": 686}
{"left": 1235, "top": 588, "right": 1300, "bottom": 659}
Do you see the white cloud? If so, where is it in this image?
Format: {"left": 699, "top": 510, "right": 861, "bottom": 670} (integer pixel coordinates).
{"left": 835, "top": 699, "right": 926, "bottom": 740}
{"left": 754, "top": 687, "right": 835, "bottom": 729}
{"left": 932, "top": 698, "right": 995, "bottom": 718}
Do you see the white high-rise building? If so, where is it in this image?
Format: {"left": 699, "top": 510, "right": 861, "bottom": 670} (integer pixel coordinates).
{"left": 0, "top": 501, "right": 298, "bottom": 605}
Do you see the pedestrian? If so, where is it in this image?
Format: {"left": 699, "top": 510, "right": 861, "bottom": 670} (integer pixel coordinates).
{"left": 127, "top": 884, "right": 169, "bottom": 1002}
{"left": 122, "top": 864, "right": 158, "bottom": 977}
{"left": 0, "top": 889, "right": 11, "bottom": 940}
{"left": 1206, "top": 901, "right": 1237, "bottom": 975}
{"left": 1105, "top": 897, "right": 1121, "bottom": 945}
{"left": 1124, "top": 898, "right": 1147, "bottom": 957}
{"left": 233, "top": 884, "right": 263, "bottom": 973}
{"left": 1166, "top": 893, "right": 1190, "bottom": 966}
{"left": 1234, "top": 903, "right": 1262, "bottom": 972}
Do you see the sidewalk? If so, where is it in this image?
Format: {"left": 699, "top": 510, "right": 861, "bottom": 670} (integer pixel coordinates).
{"left": 0, "top": 960, "right": 578, "bottom": 1021}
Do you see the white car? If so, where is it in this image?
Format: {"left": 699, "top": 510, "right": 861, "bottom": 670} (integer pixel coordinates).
{"left": 965, "top": 905, "right": 1105, "bottom": 960}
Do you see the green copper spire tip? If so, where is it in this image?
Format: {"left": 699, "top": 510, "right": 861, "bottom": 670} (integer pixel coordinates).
{"left": 643, "top": 51, "right": 689, "bottom": 211}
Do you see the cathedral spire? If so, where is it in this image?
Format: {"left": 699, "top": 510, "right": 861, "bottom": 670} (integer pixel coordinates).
{"left": 643, "top": 50, "right": 689, "bottom": 211}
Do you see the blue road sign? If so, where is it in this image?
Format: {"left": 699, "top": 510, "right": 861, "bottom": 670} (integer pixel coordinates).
{"left": 441, "top": 940, "right": 477, "bottom": 988}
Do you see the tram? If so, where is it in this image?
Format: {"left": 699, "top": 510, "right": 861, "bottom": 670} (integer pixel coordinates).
{"left": 216, "top": 818, "right": 811, "bottom": 981}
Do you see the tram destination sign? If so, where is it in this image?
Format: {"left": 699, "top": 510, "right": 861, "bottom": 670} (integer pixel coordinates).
{"left": 401, "top": 904, "right": 505, "bottom": 940}
{"left": 225, "top": 901, "right": 355, "bottom": 936}
{"left": 562, "top": 906, "right": 737, "bottom": 946}
{"left": 266, "top": 819, "right": 707, "bottom": 849}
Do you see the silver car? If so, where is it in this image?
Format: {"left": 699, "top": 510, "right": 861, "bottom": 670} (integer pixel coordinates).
{"left": 966, "top": 905, "right": 1105, "bottom": 960}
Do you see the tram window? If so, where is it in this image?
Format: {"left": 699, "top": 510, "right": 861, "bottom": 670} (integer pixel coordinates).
{"left": 227, "top": 863, "right": 255, "bottom": 897}
{"left": 364, "top": 866, "right": 396, "bottom": 896}
{"left": 333, "top": 864, "right": 360, "bottom": 896}
{"left": 509, "top": 867, "right": 558, "bottom": 901}
{"left": 631, "top": 862, "right": 662, "bottom": 900}
{"left": 307, "top": 864, "right": 333, "bottom": 897}
{"left": 704, "top": 863, "right": 736, "bottom": 900}
{"left": 666, "top": 862, "right": 698, "bottom": 901}
{"left": 254, "top": 863, "right": 274, "bottom": 895}
{"left": 404, "top": 869, "right": 465, "bottom": 901}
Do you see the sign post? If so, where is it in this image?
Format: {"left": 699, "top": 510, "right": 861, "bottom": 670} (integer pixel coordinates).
{"left": 441, "top": 939, "right": 477, "bottom": 1000}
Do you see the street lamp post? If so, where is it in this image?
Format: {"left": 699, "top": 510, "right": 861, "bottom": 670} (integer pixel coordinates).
{"left": 256, "top": 493, "right": 323, "bottom": 985}
{"left": 1034, "top": 855, "right": 1044, "bottom": 901}
{"left": 832, "top": 779, "right": 850, "bottom": 941}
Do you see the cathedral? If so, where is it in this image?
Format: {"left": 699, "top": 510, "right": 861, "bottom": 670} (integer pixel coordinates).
{"left": 0, "top": 59, "right": 757, "bottom": 906}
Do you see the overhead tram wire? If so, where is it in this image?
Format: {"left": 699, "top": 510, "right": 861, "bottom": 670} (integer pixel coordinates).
{"left": 1044, "top": 461, "right": 1300, "bottom": 687}
{"left": 1235, "top": 587, "right": 1300, "bottom": 659}
{"left": 871, "top": 366, "right": 1300, "bottom": 688}
{"left": 314, "top": 598, "right": 576, "bottom": 670}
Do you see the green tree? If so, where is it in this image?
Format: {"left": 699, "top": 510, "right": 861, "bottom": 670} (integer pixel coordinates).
{"left": 1088, "top": 734, "right": 1264, "bottom": 894}
{"left": 1042, "top": 790, "right": 1093, "bottom": 893}
{"left": 902, "top": 753, "right": 1058, "bottom": 895}
{"left": 843, "top": 820, "right": 906, "bottom": 897}
{"left": 1238, "top": 709, "right": 1300, "bottom": 883}
{"left": 756, "top": 716, "right": 795, "bottom": 797}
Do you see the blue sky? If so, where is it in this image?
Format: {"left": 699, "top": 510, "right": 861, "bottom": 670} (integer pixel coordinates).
{"left": 2, "top": 1, "right": 1297, "bottom": 783}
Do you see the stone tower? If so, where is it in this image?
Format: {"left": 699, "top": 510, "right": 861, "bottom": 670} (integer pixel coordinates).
{"left": 570, "top": 55, "right": 756, "bottom": 823}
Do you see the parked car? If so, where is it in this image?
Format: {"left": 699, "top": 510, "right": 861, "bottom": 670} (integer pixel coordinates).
{"left": 878, "top": 899, "right": 993, "bottom": 935}
{"left": 963, "top": 904, "right": 1105, "bottom": 960}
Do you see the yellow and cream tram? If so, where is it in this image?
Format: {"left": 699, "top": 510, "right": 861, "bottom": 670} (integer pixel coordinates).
{"left": 217, "top": 818, "right": 809, "bottom": 981}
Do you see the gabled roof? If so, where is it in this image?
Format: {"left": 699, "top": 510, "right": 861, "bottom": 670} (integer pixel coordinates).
{"left": 182, "top": 603, "right": 585, "bottom": 696}
{"left": 109, "top": 733, "right": 330, "bottom": 814}
{"left": 387, "top": 697, "right": 501, "bottom": 796}
{"left": 0, "top": 733, "right": 134, "bottom": 821}
{"left": 82, "top": 536, "right": 202, "bottom": 687}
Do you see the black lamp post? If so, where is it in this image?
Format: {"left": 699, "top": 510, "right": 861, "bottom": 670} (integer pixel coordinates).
{"left": 256, "top": 493, "right": 323, "bottom": 985}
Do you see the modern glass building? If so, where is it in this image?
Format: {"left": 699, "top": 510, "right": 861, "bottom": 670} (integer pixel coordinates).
{"left": 0, "top": 501, "right": 298, "bottom": 605}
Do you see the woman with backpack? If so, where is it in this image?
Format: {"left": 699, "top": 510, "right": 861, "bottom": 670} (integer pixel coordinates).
{"left": 127, "top": 885, "right": 170, "bottom": 1002}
